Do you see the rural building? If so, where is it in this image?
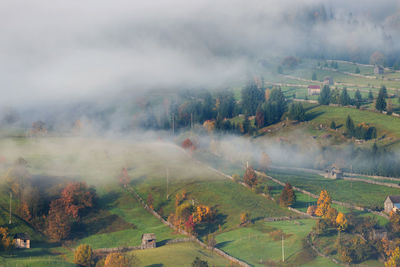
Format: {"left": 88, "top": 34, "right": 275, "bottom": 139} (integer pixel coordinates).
{"left": 368, "top": 228, "right": 388, "bottom": 240}
{"left": 141, "top": 233, "right": 156, "bottom": 248}
{"left": 384, "top": 196, "right": 400, "bottom": 213}
{"left": 374, "top": 65, "right": 384, "bottom": 75}
{"left": 323, "top": 77, "right": 333, "bottom": 85}
{"left": 308, "top": 85, "right": 321, "bottom": 96}
{"left": 326, "top": 165, "right": 343, "bottom": 179}
{"left": 14, "top": 233, "right": 30, "bottom": 249}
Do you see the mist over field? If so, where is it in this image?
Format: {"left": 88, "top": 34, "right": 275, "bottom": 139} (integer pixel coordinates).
{"left": 0, "top": 0, "right": 399, "bottom": 114}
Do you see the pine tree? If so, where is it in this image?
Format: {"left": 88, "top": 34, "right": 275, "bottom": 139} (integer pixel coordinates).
{"left": 345, "top": 115, "right": 355, "bottom": 136}
{"left": 318, "top": 85, "right": 331, "bottom": 105}
{"left": 340, "top": 87, "right": 350, "bottom": 106}
{"left": 355, "top": 66, "right": 360, "bottom": 74}
{"left": 330, "top": 121, "right": 336, "bottom": 129}
{"left": 368, "top": 90, "right": 374, "bottom": 101}
{"left": 312, "top": 72, "right": 317, "bottom": 81}
{"left": 376, "top": 86, "right": 387, "bottom": 112}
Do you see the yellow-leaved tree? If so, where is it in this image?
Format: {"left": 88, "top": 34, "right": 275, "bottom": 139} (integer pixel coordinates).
{"left": 385, "top": 247, "right": 400, "bottom": 267}
{"left": 315, "top": 190, "right": 332, "bottom": 218}
{"left": 336, "top": 212, "right": 348, "bottom": 231}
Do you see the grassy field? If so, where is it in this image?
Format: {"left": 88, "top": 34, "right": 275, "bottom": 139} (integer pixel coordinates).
{"left": 215, "top": 219, "right": 339, "bottom": 267}
{"left": 133, "top": 242, "right": 231, "bottom": 267}
{"left": 305, "top": 104, "right": 400, "bottom": 139}
{"left": 76, "top": 187, "right": 182, "bottom": 249}
{"left": 268, "top": 169, "right": 400, "bottom": 209}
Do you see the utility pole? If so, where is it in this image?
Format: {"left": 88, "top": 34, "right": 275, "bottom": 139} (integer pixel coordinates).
{"left": 282, "top": 234, "right": 285, "bottom": 262}
{"left": 166, "top": 168, "right": 169, "bottom": 200}
{"left": 9, "top": 192, "right": 12, "bottom": 224}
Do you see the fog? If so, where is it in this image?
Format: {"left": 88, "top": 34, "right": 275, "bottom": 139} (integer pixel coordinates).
{"left": 0, "top": 0, "right": 399, "bottom": 110}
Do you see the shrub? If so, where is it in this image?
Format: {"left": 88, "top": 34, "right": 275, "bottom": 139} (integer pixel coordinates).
{"left": 74, "top": 244, "right": 94, "bottom": 267}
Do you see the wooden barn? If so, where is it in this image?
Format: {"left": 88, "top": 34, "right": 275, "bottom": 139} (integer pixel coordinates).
{"left": 14, "top": 233, "right": 30, "bottom": 249}
{"left": 141, "top": 233, "right": 156, "bottom": 249}
{"left": 326, "top": 165, "right": 343, "bottom": 179}
{"left": 384, "top": 195, "right": 400, "bottom": 213}
{"left": 374, "top": 65, "right": 384, "bottom": 75}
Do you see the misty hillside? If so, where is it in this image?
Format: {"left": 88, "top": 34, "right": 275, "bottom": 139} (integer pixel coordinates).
{"left": 1, "top": 1, "right": 400, "bottom": 267}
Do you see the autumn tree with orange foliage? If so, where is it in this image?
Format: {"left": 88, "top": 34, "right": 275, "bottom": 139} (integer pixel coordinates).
{"left": 61, "top": 182, "right": 95, "bottom": 219}
{"left": 104, "top": 252, "right": 139, "bottom": 267}
{"left": 182, "top": 138, "right": 196, "bottom": 151}
{"left": 192, "top": 205, "right": 213, "bottom": 224}
{"left": 240, "top": 212, "right": 249, "bottom": 225}
{"left": 0, "top": 227, "right": 12, "bottom": 250}
{"left": 326, "top": 206, "right": 338, "bottom": 226}
{"left": 47, "top": 199, "right": 72, "bottom": 241}
{"left": 147, "top": 193, "right": 154, "bottom": 209}
{"left": 119, "top": 168, "right": 130, "bottom": 187}
{"left": 203, "top": 120, "right": 215, "bottom": 134}
{"left": 18, "top": 201, "right": 31, "bottom": 222}
{"left": 243, "top": 166, "right": 257, "bottom": 188}
{"left": 315, "top": 190, "right": 332, "bottom": 218}
{"left": 175, "top": 190, "right": 187, "bottom": 207}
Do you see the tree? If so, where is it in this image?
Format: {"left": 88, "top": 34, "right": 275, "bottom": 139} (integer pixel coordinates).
{"left": 0, "top": 227, "right": 12, "bottom": 251}
{"left": 241, "top": 80, "right": 264, "bottom": 115}
{"left": 318, "top": 85, "right": 331, "bottom": 105}
{"left": 340, "top": 87, "right": 350, "bottom": 106}
{"left": 312, "top": 72, "right": 317, "bottom": 81}
{"left": 255, "top": 106, "right": 265, "bottom": 128}
{"left": 192, "top": 257, "right": 209, "bottom": 267}
{"left": 74, "top": 244, "right": 93, "bottom": 267}
{"left": 376, "top": 86, "right": 387, "bottom": 112}
{"left": 147, "top": 193, "right": 154, "bottom": 209}
{"left": 386, "top": 247, "right": 400, "bottom": 267}
{"left": 336, "top": 212, "right": 348, "bottom": 231}
{"left": 355, "top": 66, "right": 360, "bottom": 74}
{"left": 368, "top": 90, "right": 374, "bottom": 101}
{"left": 240, "top": 212, "right": 249, "bottom": 225}
{"left": 355, "top": 89, "right": 362, "bottom": 109}
{"left": 346, "top": 115, "right": 355, "bottom": 136}
{"left": 182, "top": 138, "right": 196, "bottom": 151}
{"left": 326, "top": 206, "right": 338, "bottom": 225}
{"left": 279, "top": 183, "right": 296, "bottom": 207}
{"left": 370, "top": 51, "right": 385, "bottom": 66}
{"left": 330, "top": 120, "right": 336, "bottom": 130}
{"left": 315, "top": 190, "right": 332, "bottom": 218}
{"left": 242, "top": 115, "right": 250, "bottom": 134}
{"left": 243, "top": 166, "right": 257, "bottom": 187}
{"left": 288, "top": 102, "right": 306, "bottom": 121}
{"left": 61, "top": 182, "right": 95, "bottom": 219}
{"left": 119, "top": 168, "right": 130, "bottom": 187}
{"left": 206, "top": 234, "right": 216, "bottom": 248}
{"left": 47, "top": 199, "right": 72, "bottom": 241}
{"left": 104, "top": 252, "right": 138, "bottom": 267}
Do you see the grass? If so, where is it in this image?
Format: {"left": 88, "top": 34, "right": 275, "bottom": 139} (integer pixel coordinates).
{"left": 133, "top": 242, "right": 231, "bottom": 267}
{"left": 305, "top": 104, "right": 400, "bottom": 139}
{"left": 215, "top": 219, "right": 339, "bottom": 267}
{"left": 268, "top": 168, "right": 400, "bottom": 209}
{"left": 77, "top": 187, "right": 182, "bottom": 249}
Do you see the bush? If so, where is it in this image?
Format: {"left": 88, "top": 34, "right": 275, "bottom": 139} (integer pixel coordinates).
{"left": 74, "top": 244, "right": 94, "bottom": 267}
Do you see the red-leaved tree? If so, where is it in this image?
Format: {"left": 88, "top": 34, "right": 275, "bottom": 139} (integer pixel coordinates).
{"left": 61, "top": 182, "right": 94, "bottom": 219}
